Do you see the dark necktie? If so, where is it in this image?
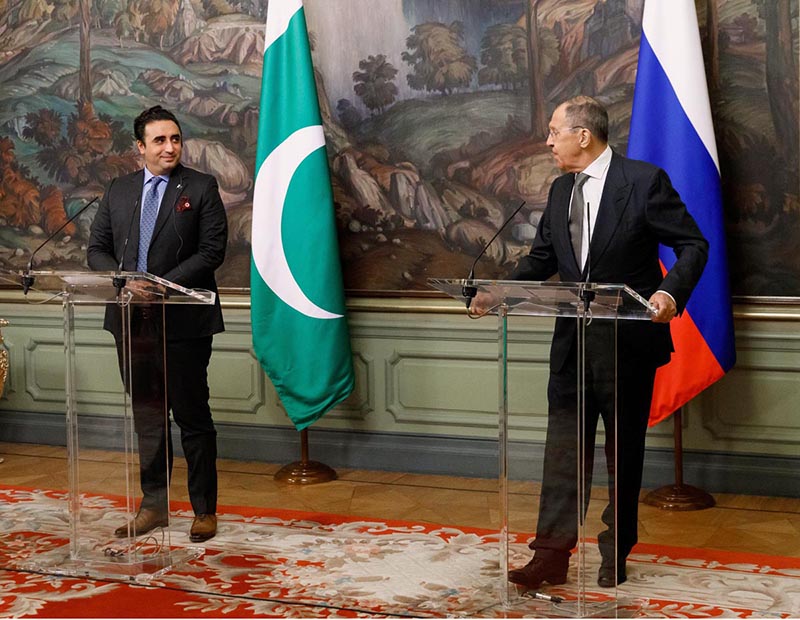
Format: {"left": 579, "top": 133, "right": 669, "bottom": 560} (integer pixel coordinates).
{"left": 137, "top": 176, "right": 163, "bottom": 272}
{"left": 569, "top": 172, "right": 589, "bottom": 266}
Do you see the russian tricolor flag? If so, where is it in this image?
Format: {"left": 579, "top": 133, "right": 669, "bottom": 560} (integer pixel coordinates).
{"left": 628, "top": 0, "right": 736, "bottom": 426}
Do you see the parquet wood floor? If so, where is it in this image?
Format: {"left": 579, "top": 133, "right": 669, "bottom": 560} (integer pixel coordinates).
{"left": 2, "top": 441, "right": 798, "bottom": 558}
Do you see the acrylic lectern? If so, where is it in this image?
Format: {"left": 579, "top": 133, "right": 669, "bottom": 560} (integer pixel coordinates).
{"left": 1, "top": 269, "right": 215, "bottom": 582}
{"left": 429, "top": 278, "right": 655, "bottom": 618}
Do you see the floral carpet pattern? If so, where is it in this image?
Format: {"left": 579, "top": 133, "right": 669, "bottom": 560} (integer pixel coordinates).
{"left": 1, "top": 486, "right": 799, "bottom": 618}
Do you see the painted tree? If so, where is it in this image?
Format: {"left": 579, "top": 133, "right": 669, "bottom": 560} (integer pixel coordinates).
{"left": 206, "top": 0, "right": 236, "bottom": 17}
{"left": 78, "top": 0, "right": 91, "bottom": 106}
{"left": 402, "top": 21, "right": 476, "bottom": 96}
{"left": 336, "top": 99, "right": 362, "bottom": 130}
{"left": 755, "top": 0, "right": 799, "bottom": 171}
{"left": 115, "top": 1, "right": 145, "bottom": 44}
{"left": 526, "top": 0, "right": 547, "bottom": 139}
{"left": 0, "top": 137, "right": 74, "bottom": 235}
{"left": 705, "top": 0, "right": 720, "bottom": 93}
{"left": 33, "top": 103, "right": 138, "bottom": 188}
{"left": 18, "top": 0, "right": 53, "bottom": 22}
{"left": 22, "top": 110, "right": 62, "bottom": 146}
{"left": 478, "top": 23, "right": 528, "bottom": 90}
{"left": 353, "top": 54, "right": 399, "bottom": 115}
{"left": 51, "top": 0, "right": 79, "bottom": 23}
{"left": 143, "top": 0, "right": 180, "bottom": 49}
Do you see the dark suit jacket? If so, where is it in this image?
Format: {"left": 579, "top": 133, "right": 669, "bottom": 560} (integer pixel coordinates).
{"left": 511, "top": 152, "right": 709, "bottom": 372}
{"left": 87, "top": 163, "right": 228, "bottom": 341}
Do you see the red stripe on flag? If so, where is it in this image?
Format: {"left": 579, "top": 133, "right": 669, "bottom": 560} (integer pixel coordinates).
{"left": 649, "top": 307, "right": 725, "bottom": 426}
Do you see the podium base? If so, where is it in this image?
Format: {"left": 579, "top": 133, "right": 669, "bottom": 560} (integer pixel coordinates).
{"left": 497, "top": 587, "right": 646, "bottom": 618}
{"left": 275, "top": 460, "right": 337, "bottom": 485}
{"left": 21, "top": 545, "right": 203, "bottom": 583}
{"left": 643, "top": 484, "right": 716, "bottom": 511}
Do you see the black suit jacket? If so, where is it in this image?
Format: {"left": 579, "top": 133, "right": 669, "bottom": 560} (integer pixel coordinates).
{"left": 87, "top": 163, "right": 228, "bottom": 341}
{"left": 511, "top": 152, "right": 709, "bottom": 372}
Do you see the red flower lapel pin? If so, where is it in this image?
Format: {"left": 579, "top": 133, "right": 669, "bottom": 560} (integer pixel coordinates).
{"left": 176, "top": 195, "right": 192, "bottom": 212}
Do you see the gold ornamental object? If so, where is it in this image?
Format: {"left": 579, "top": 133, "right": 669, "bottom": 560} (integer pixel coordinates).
{"left": 0, "top": 319, "right": 8, "bottom": 399}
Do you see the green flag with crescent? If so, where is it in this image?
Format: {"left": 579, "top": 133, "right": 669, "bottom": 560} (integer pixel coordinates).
{"left": 251, "top": 0, "right": 354, "bottom": 430}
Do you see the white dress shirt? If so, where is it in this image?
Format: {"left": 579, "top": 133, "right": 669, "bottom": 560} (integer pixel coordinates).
{"left": 569, "top": 145, "right": 675, "bottom": 307}
{"left": 570, "top": 145, "right": 612, "bottom": 269}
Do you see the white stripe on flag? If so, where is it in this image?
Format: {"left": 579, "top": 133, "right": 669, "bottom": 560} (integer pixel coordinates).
{"left": 642, "top": 0, "right": 720, "bottom": 171}
{"left": 265, "top": 0, "right": 303, "bottom": 52}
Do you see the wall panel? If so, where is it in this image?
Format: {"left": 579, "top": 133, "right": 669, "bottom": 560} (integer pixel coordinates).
{"left": 0, "top": 295, "right": 798, "bottom": 492}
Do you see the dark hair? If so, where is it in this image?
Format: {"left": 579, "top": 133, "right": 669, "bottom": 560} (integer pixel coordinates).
{"left": 562, "top": 96, "right": 609, "bottom": 143}
{"left": 133, "top": 105, "right": 182, "bottom": 143}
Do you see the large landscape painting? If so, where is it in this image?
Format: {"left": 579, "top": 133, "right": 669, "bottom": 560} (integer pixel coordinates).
{"left": 0, "top": 0, "right": 797, "bottom": 296}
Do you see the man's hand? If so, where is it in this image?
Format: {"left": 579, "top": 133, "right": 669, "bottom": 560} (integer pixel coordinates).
{"left": 469, "top": 291, "right": 498, "bottom": 316}
{"left": 649, "top": 291, "right": 677, "bottom": 323}
{"left": 126, "top": 279, "right": 162, "bottom": 301}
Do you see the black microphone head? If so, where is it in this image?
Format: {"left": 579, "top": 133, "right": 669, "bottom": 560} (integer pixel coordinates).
{"left": 21, "top": 274, "right": 34, "bottom": 295}
{"left": 462, "top": 283, "right": 477, "bottom": 309}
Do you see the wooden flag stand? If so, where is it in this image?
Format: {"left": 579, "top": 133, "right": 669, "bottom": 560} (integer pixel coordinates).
{"left": 275, "top": 428, "right": 337, "bottom": 485}
{"left": 643, "top": 408, "right": 715, "bottom": 510}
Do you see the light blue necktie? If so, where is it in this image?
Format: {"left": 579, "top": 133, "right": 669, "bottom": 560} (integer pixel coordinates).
{"left": 137, "top": 177, "right": 163, "bottom": 272}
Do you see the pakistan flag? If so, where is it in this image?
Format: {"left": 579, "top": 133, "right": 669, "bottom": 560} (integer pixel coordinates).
{"left": 250, "top": 0, "right": 354, "bottom": 430}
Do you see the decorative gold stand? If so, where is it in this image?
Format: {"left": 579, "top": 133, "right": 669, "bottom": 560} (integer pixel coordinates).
{"left": 0, "top": 318, "right": 8, "bottom": 399}
{"left": 275, "top": 429, "right": 337, "bottom": 485}
{"left": 644, "top": 409, "right": 715, "bottom": 510}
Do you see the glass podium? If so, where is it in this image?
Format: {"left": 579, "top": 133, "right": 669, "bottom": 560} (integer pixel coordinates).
{"left": 0, "top": 269, "right": 215, "bottom": 581}
{"left": 429, "top": 278, "right": 655, "bottom": 617}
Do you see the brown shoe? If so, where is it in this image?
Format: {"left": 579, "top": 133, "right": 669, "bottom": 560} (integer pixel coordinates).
{"left": 508, "top": 555, "right": 569, "bottom": 589}
{"left": 190, "top": 514, "right": 217, "bottom": 542}
{"left": 114, "top": 508, "right": 169, "bottom": 538}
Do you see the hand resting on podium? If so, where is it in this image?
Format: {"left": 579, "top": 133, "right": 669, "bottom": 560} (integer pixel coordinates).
{"left": 468, "top": 290, "right": 500, "bottom": 317}
{"left": 649, "top": 291, "right": 677, "bottom": 323}
{"left": 125, "top": 279, "right": 164, "bottom": 301}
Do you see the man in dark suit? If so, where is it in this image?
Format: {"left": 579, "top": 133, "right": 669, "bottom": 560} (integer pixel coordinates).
{"left": 473, "top": 96, "right": 708, "bottom": 588}
{"left": 87, "top": 105, "right": 228, "bottom": 542}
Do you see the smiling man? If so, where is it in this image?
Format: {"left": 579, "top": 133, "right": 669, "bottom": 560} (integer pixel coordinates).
{"left": 472, "top": 95, "right": 709, "bottom": 589}
{"left": 87, "top": 105, "right": 228, "bottom": 543}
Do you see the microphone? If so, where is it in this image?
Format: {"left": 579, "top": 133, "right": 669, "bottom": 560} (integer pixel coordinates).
{"left": 532, "top": 591, "right": 564, "bottom": 604}
{"left": 113, "top": 196, "right": 140, "bottom": 294}
{"left": 22, "top": 196, "right": 99, "bottom": 294}
{"left": 172, "top": 177, "right": 187, "bottom": 276}
{"left": 462, "top": 200, "right": 526, "bottom": 307}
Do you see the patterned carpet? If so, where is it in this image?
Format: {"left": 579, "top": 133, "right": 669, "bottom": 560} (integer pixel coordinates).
{"left": 0, "top": 486, "right": 798, "bottom": 618}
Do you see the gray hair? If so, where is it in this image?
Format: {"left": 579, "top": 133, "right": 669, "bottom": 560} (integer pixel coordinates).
{"left": 561, "top": 96, "right": 609, "bottom": 143}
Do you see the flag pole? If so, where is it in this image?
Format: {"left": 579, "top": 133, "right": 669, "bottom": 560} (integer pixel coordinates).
{"left": 275, "top": 428, "right": 337, "bottom": 485}
{"left": 643, "top": 408, "right": 715, "bottom": 510}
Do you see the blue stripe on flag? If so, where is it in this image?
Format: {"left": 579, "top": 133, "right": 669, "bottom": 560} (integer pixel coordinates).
{"left": 628, "top": 33, "right": 735, "bottom": 370}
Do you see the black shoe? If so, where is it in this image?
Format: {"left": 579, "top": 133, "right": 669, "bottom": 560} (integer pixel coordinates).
{"left": 597, "top": 562, "right": 627, "bottom": 588}
{"left": 508, "top": 555, "right": 569, "bottom": 589}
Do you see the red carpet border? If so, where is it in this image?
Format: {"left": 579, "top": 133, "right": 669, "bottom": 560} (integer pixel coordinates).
{"left": 1, "top": 486, "right": 799, "bottom": 618}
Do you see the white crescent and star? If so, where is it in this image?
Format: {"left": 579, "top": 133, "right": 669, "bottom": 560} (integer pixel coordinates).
{"left": 252, "top": 125, "right": 342, "bottom": 320}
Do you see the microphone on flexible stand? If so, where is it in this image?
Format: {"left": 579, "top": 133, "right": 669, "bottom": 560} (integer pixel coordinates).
{"left": 462, "top": 200, "right": 526, "bottom": 308}
{"left": 22, "top": 197, "right": 99, "bottom": 295}
{"left": 113, "top": 197, "right": 140, "bottom": 295}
